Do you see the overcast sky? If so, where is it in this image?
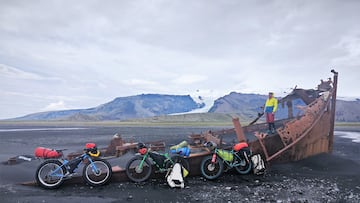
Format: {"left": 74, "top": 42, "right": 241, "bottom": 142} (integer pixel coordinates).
{"left": 0, "top": 0, "right": 359, "bottom": 119}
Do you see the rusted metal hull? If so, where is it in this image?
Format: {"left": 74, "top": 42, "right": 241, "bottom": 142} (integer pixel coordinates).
{"left": 180, "top": 70, "right": 338, "bottom": 174}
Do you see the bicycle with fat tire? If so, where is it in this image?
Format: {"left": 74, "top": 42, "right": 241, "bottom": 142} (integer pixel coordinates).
{"left": 35, "top": 143, "right": 112, "bottom": 189}
{"left": 200, "top": 141, "right": 252, "bottom": 180}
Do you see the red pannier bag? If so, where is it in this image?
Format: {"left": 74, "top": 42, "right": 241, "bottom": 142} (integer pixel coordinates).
{"left": 34, "top": 147, "right": 62, "bottom": 158}
{"left": 233, "top": 142, "right": 249, "bottom": 151}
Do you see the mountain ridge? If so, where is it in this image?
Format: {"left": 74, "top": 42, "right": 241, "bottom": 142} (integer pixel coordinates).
{"left": 12, "top": 94, "right": 205, "bottom": 121}
{"left": 8, "top": 93, "right": 360, "bottom": 122}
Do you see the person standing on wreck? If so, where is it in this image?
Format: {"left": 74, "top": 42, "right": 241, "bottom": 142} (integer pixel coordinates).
{"left": 264, "top": 92, "right": 278, "bottom": 134}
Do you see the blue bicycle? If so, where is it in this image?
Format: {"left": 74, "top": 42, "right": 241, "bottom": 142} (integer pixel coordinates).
{"left": 35, "top": 143, "right": 112, "bottom": 189}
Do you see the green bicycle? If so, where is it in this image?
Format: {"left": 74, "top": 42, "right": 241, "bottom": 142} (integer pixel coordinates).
{"left": 125, "top": 143, "right": 190, "bottom": 182}
{"left": 200, "top": 141, "right": 252, "bottom": 180}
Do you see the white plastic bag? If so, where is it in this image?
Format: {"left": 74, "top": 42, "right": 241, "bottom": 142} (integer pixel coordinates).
{"left": 251, "top": 154, "right": 266, "bottom": 175}
{"left": 166, "top": 163, "right": 185, "bottom": 188}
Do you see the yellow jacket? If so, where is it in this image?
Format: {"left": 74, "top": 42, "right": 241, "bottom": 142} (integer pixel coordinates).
{"left": 265, "top": 97, "right": 278, "bottom": 113}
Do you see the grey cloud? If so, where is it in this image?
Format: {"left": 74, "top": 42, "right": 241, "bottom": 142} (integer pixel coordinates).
{"left": 0, "top": 0, "right": 359, "bottom": 119}
{"left": 0, "top": 64, "right": 45, "bottom": 80}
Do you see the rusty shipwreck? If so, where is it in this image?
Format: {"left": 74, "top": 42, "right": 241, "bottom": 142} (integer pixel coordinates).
{"left": 21, "top": 70, "right": 339, "bottom": 185}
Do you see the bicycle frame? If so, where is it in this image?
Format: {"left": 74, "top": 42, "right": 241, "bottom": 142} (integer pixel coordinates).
{"left": 137, "top": 149, "right": 172, "bottom": 172}
{"left": 49, "top": 153, "right": 98, "bottom": 178}
{"left": 212, "top": 148, "right": 249, "bottom": 169}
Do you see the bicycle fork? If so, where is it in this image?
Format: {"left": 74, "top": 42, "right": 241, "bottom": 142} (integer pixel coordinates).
{"left": 135, "top": 156, "right": 148, "bottom": 173}
{"left": 211, "top": 153, "right": 217, "bottom": 163}
{"left": 87, "top": 158, "right": 101, "bottom": 175}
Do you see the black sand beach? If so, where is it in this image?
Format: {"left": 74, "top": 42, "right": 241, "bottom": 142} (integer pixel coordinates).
{"left": 0, "top": 125, "right": 359, "bottom": 202}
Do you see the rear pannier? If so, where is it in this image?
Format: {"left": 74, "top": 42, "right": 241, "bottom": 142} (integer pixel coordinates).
{"left": 34, "top": 147, "right": 62, "bottom": 159}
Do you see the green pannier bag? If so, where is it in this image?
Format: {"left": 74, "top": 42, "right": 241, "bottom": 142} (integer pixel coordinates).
{"left": 217, "top": 149, "right": 233, "bottom": 162}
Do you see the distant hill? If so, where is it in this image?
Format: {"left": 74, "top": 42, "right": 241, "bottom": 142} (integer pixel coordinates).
{"left": 209, "top": 92, "right": 360, "bottom": 122}
{"left": 13, "top": 94, "right": 205, "bottom": 121}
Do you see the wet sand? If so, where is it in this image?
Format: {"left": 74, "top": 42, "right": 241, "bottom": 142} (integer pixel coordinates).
{"left": 0, "top": 125, "right": 359, "bottom": 202}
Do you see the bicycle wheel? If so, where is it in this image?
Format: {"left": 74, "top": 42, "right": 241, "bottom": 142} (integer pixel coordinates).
{"left": 35, "top": 159, "right": 66, "bottom": 189}
{"left": 200, "top": 155, "right": 223, "bottom": 180}
{"left": 165, "top": 155, "right": 190, "bottom": 173}
{"left": 125, "top": 156, "right": 152, "bottom": 182}
{"left": 83, "top": 159, "right": 112, "bottom": 186}
{"left": 234, "top": 157, "right": 252, "bottom": 174}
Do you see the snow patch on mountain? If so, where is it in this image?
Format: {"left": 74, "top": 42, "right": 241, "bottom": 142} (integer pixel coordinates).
{"left": 171, "top": 90, "right": 217, "bottom": 115}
